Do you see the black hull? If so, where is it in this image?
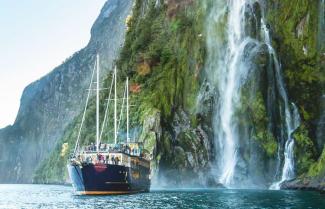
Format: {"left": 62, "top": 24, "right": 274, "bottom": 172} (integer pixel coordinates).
{"left": 68, "top": 163, "right": 150, "bottom": 195}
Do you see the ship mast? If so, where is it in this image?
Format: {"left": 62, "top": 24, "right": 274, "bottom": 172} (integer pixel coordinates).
{"left": 114, "top": 66, "right": 117, "bottom": 144}
{"left": 73, "top": 61, "right": 95, "bottom": 155}
{"left": 126, "top": 77, "right": 129, "bottom": 143}
{"left": 96, "top": 54, "right": 100, "bottom": 152}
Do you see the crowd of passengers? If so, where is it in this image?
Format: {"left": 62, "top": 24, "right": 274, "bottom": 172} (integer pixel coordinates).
{"left": 81, "top": 154, "right": 123, "bottom": 165}
{"left": 84, "top": 142, "right": 142, "bottom": 156}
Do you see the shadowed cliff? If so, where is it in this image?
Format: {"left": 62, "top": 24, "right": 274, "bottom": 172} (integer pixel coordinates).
{"left": 0, "top": 0, "right": 134, "bottom": 183}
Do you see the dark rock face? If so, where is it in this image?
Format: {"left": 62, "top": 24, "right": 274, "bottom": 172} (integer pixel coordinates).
{"left": 155, "top": 109, "right": 214, "bottom": 187}
{"left": 0, "top": 0, "right": 133, "bottom": 183}
{"left": 281, "top": 178, "right": 325, "bottom": 192}
{"left": 316, "top": 95, "right": 325, "bottom": 152}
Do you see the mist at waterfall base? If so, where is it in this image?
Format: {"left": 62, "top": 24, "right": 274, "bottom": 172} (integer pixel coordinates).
{"left": 1, "top": 185, "right": 324, "bottom": 209}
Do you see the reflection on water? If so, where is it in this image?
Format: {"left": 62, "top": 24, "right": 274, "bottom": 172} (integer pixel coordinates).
{"left": 0, "top": 184, "right": 324, "bottom": 209}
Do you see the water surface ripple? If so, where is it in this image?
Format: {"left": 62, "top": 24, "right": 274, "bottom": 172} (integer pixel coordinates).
{"left": 0, "top": 185, "right": 324, "bottom": 209}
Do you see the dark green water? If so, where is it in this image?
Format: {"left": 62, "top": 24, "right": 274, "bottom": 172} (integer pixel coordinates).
{"left": 0, "top": 184, "right": 324, "bottom": 209}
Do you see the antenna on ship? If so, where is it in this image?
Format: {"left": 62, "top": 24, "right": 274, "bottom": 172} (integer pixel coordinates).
{"left": 96, "top": 54, "right": 100, "bottom": 153}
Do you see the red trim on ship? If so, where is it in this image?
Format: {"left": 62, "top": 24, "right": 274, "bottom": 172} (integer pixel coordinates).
{"left": 94, "top": 163, "right": 107, "bottom": 172}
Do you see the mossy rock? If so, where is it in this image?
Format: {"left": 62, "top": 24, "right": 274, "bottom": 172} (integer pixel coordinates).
{"left": 308, "top": 146, "right": 325, "bottom": 177}
{"left": 294, "top": 124, "right": 317, "bottom": 176}
{"left": 143, "top": 132, "right": 157, "bottom": 156}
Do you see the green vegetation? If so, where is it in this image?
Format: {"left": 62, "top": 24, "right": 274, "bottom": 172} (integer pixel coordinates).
{"left": 293, "top": 125, "right": 317, "bottom": 176}
{"left": 250, "top": 93, "right": 278, "bottom": 157}
{"left": 308, "top": 147, "right": 325, "bottom": 177}
{"left": 119, "top": 0, "right": 205, "bottom": 119}
{"left": 239, "top": 90, "right": 278, "bottom": 158}
{"left": 118, "top": 0, "right": 208, "bottom": 177}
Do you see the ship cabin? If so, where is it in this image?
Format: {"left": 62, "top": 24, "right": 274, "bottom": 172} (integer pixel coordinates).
{"left": 75, "top": 143, "right": 150, "bottom": 169}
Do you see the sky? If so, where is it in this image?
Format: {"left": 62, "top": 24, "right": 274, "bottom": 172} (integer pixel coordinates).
{"left": 0, "top": 0, "right": 106, "bottom": 128}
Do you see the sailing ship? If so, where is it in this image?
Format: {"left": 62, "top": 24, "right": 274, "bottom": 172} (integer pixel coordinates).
{"left": 67, "top": 55, "right": 151, "bottom": 195}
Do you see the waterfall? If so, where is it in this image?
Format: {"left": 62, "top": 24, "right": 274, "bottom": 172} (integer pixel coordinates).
{"left": 205, "top": 0, "right": 258, "bottom": 187}
{"left": 216, "top": 0, "right": 247, "bottom": 186}
{"left": 261, "top": 20, "right": 301, "bottom": 190}
{"left": 269, "top": 102, "right": 300, "bottom": 189}
{"left": 205, "top": 0, "right": 300, "bottom": 188}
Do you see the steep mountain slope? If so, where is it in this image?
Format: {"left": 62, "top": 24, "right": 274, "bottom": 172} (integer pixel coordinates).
{"left": 0, "top": 0, "right": 133, "bottom": 183}
{"left": 34, "top": 0, "right": 211, "bottom": 186}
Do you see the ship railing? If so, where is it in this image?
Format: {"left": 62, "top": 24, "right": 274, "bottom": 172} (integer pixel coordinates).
{"left": 80, "top": 147, "right": 142, "bottom": 157}
{"left": 77, "top": 152, "right": 132, "bottom": 167}
{"left": 77, "top": 152, "right": 149, "bottom": 169}
{"left": 81, "top": 143, "right": 144, "bottom": 155}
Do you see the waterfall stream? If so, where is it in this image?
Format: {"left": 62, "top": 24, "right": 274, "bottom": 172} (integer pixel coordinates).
{"left": 205, "top": 0, "right": 300, "bottom": 188}
{"left": 261, "top": 20, "right": 301, "bottom": 189}
{"left": 205, "top": 0, "right": 254, "bottom": 187}
{"left": 216, "top": 0, "right": 247, "bottom": 186}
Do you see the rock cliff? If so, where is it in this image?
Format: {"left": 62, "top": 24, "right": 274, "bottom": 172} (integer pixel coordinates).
{"left": 0, "top": 0, "right": 133, "bottom": 183}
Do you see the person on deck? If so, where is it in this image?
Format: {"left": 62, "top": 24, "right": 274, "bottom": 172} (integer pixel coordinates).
{"left": 105, "top": 155, "right": 109, "bottom": 164}
{"left": 116, "top": 157, "right": 120, "bottom": 165}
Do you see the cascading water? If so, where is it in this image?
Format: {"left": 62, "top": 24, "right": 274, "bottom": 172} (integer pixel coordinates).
{"left": 269, "top": 102, "right": 300, "bottom": 189}
{"left": 216, "top": 0, "right": 248, "bottom": 186}
{"left": 205, "top": 0, "right": 301, "bottom": 188}
{"left": 262, "top": 22, "right": 301, "bottom": 190}
{"left": 205, "top": 0, "right": 260, "bottom": 187}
